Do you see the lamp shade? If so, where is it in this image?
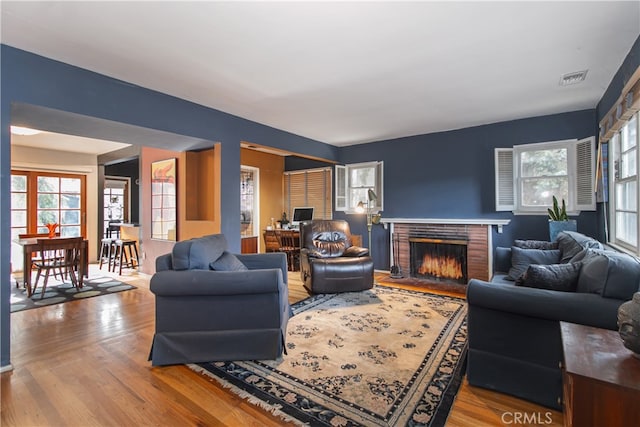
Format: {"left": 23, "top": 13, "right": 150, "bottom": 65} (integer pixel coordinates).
{"left": 367, "top": 189, "right": 378, "bottom": 202}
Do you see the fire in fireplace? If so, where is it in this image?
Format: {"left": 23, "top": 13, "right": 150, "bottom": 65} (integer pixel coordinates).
{"left": 409, "top": 237, "right": 468, "bottom": 284}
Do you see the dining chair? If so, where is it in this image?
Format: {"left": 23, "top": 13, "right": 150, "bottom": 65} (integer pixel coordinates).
{"left": 18, "top": 232, "right": 64, "bottom": 285}
{"left": 263, "top": 229, "right": 279, "bottom": 252}
{"left": 277, "top": 229, "right": 300, "bottom": 271}
{"left": 32, "top": 237, "right": 83, "bottom": 298}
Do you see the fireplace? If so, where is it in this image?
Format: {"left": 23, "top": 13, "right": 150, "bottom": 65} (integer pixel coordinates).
{"left": 410, "top": 237, "right": 468, "bottom": 284}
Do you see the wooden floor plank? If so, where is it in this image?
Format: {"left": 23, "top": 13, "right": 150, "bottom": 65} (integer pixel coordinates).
{"left": 1, "top": 266, "right": 562, "bottom": 426}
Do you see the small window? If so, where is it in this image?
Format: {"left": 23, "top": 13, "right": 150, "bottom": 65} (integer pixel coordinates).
{"left": 495, "top": 137, "right": 595, "bottom": 214}
{"left": 335, "top": 161, "right": 383, "bottom": 213}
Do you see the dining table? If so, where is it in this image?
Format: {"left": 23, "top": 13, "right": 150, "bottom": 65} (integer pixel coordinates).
{"left": 15, "top": 236, "right": 89, "bottom": 297}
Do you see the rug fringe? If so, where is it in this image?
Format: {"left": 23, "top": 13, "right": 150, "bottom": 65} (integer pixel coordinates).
{"left": 188, "top": 364, "right": 308, "bottom": 427}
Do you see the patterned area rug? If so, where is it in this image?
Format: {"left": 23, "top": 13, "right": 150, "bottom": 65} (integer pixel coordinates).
{"left": 10, "top": 275, "right": 136, "bottom": 312}
{"left": 191, "top": 285, "right": 467, "bottom": 426}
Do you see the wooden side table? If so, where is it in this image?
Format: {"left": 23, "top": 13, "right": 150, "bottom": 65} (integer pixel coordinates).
{"left": 560, "top": 322, "right": 640, "bottom": 427}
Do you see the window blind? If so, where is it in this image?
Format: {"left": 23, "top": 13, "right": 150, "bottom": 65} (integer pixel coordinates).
{"left": 284, "top": 167, "right": 332, "bottom": 220}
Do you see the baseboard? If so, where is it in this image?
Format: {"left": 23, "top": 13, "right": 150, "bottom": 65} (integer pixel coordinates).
{"left": 0, "top": 364, "right": 14, "bottom": 373}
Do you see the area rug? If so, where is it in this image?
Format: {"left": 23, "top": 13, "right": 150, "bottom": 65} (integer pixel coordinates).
{"left": 10, "top": 275, "right": 136, "bottom": 313}
{"left": 191, "top": 285, "right": 467, "bottom": 426}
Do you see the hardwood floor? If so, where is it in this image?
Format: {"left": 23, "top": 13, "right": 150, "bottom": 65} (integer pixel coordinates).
{"left": 1, "top": 267, "right": 563, "bottom": 426}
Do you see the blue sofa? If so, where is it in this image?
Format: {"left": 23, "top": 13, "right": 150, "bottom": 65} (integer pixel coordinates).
{"left": 466, "top": 231, "right": 640, "bottom": 409}
{"left": 148, "top": 234, "right": 291, "bottom": 366}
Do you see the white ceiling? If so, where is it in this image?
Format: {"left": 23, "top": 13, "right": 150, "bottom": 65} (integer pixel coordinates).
{"left": 2, "top": 1, "right": 639, "bottom": 147}
{"left": 11, "top": 130, "right": 130, "bottom": 155}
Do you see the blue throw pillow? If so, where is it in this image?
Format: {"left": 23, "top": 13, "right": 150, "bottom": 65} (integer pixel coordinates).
{"left": 575, "top": 249, "right": 640, "bottom": 300}
{"left": 171, "top": 234, "right": 228, "bottom": 270}
{"left": 516, "top": 263, "right": 582, "bottom": 292}
{"left": 209, "top": 251, "right": 248, "bottom": 271}
{"left": 507, "top": 246, "right": 562, "bottom": 281}
{"left": 514, "top": 240, "right": 559, "bottom": 250}
{"left": 556, "top": 231, "right": 603, "bottom": 263}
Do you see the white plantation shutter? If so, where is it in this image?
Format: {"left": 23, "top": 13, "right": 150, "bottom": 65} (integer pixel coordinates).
{"left": 335, "top": 164, "right": 347, "bottom": 211}
{"left": 495, "top": 148, "right": 514, "bottom": 211}
{"left": 574, "top": 136, "right": 596, "bottom": 211}
{"left": 284, "top": 168, "right": 332, "bottom": 220}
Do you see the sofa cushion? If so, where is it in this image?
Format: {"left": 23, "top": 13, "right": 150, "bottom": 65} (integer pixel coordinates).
{"left": 171, "top": 234, "right": 227, "bottom": 270}
{"left": 507, "top": 247, "right": 562, "bottom": 280}
{"left": 556, "top": 231, "right": 603, "bottom": 263}
{"left": 574, "top": 249, "right": 640, "bottom": 300}
{"left": 516, "top": 263, "right": 582, "bottom": 292}
{"left": 209, "top": 251, "right": 248, "bottom": 271}
{"left": 514, "top": 239, "right": 559, "bottom": 250}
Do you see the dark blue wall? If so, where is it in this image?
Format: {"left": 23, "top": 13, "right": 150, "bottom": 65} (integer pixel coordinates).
{"left": 598, "top": 36, "right": 640, "bottom": 121}
{"left": 338, "top": 110, "right": 599, "bottom": 269}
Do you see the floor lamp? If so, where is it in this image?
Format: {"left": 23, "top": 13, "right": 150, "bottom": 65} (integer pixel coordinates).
{"left": 356, "top": 189, "right": 378, "bottom": 258}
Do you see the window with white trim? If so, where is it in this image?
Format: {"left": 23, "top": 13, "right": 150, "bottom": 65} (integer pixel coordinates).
{"left": 495, "top": 137, "right": 596, "bottom": 214}
{"left": 610, "top": 112, "right": 638, "bottom": 252}
{"left": 335, "top": 161, "right": 383, "bottom": 212}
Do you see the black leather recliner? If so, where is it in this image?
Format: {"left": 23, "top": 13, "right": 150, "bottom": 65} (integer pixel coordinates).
{"left": 299, "top": 220, "right": 374, "bottom": 294}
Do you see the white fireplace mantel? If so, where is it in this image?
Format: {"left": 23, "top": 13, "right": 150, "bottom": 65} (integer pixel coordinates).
{"left": 379, "top": 218, "right": 511, "bottom": 233}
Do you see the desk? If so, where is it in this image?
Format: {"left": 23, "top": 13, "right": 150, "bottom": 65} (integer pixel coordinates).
{"left": 263, "top": 229, "right": 300, "bottom": 252}
{"left": 16, "top": 237, "right": 89, "bottom": 297}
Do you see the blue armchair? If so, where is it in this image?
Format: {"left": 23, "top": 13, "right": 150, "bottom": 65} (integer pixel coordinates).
{"left": 148, "top": 234, "right": 291, "bottom": 366}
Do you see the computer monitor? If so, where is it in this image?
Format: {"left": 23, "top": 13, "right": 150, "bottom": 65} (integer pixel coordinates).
{"left": 291, "top": 207, "right": 314, "bottom": 228}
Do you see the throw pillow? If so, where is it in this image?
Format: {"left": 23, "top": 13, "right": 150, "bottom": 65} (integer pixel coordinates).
{"left": 189, "top": 234, "right": 228, "bottom": 269}
{"left": 171, "top": 239, "right": 194, "bottom": 270}
{"left": 575, "top": 248, "right": 640, "bottom": 300}
{"left": 516, "top": 263, "right": 582, "bottom": 292}
{"left": 514, "top": 239, "right": 559, "bottom": 250}
{"left": 171, "top": 234, "right": 228, "bottom": 270}
{"left": 556, "top": 231, "right": 603, "bottom": 263}
{"left": 209, "top": 251, "right": 248, "bottom": 271}
{"left": 507, "top": 247, "right": 562, "bottom": 281}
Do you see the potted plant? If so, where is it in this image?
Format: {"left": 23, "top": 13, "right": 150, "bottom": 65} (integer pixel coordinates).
{"left": 279, "top": 212, "right": 290, "bottom": 229}
{"left": 547, "top": 196, "right": 577, "bottom": 241}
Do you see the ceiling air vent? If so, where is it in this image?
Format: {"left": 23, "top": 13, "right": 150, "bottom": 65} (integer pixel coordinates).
{"left": 560, "top": 70, "right": 588, "bottom": 86}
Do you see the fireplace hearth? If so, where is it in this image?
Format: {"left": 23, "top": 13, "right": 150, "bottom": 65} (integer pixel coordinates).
{"left": 410, "top": 237, "right": 468, "bottom": 284}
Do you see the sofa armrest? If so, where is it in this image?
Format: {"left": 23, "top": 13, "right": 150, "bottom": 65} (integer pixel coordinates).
{"left": 151, "top": 268, "right": 285, "bottom": 297}
{"left": 467, "top": 279, "right": 623, "bottom": 330}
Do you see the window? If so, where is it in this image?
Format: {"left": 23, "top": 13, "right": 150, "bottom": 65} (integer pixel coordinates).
{"left": 104, "top": 177, "right": 129, "bottom": 235}
{"left": 11, "top": 170, "right": 86, "bottom": 238}
{"left": 284, "top": 167, "right": 332, "bottom": 220}
{"left": 610, "top": 113, "right": 638, "bottom": 252}
{"left": 495, "top": 137, "right": 595, "bottom": 214}
{"left": 241, "top": 166, "right": 259, "bottom": 237}
{"left": 11, "top": 170, "right": 86, "bottom": 272}
{"left": 335, "top": 161, "right": 383, "bottom": 212}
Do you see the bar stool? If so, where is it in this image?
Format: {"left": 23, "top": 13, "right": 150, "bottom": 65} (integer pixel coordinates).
{"left": 99, "top": 238, "right": 116, "bottom": 271}
{"left": 110, "top": 239, "right": 139, "bottom": 275}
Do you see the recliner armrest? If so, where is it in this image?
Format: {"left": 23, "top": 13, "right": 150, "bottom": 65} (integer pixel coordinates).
{"left": 343, "top": 246, "right": 369, "bottom": 257}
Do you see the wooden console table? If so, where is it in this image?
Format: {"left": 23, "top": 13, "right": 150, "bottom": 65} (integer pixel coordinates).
{"left": 560, "top": 322, "right": 640, "bottom": 427}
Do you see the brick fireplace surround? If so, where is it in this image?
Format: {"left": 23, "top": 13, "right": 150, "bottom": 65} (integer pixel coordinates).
{"left": 380, "top": 218, "right": 510, "bottom": 283}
